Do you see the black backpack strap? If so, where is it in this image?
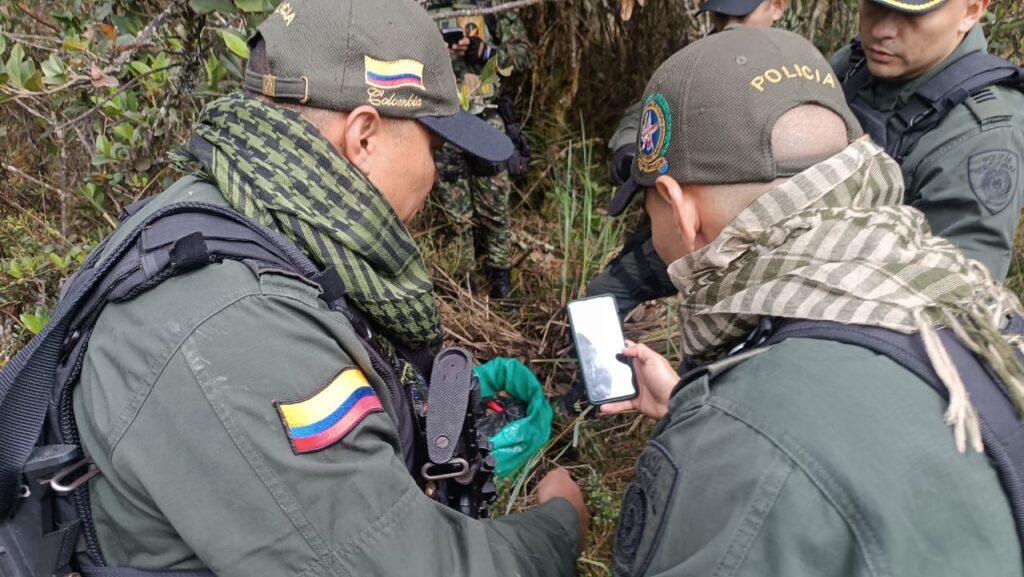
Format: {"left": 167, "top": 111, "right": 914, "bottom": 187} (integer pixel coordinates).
{"left": 840, "top": 38, "right": 894, "bottom": 151}
{"left": 0, "top": 248, "right": 110, "bottom": 518}
{"left": 54, "top": 204, "right": 322, "bottom": 406}
{"left": 0, "top": 201, "right": 324, "bottom": 577}
{"left": 888, "top": 53, "right": 1022, "bottom": 161}
{"left": 840, "top": 38, "right": 871, "bottom": 100}
{"left": 763, "top": 318, "right": 1024, "bottom": 557}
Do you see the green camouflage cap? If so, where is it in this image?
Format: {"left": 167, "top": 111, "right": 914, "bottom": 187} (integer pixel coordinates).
{"left": 610, "top": 26, "right": 862, "bottom": 215}
{"left": 245, "top": 0, "right": 512, "bottom": 161}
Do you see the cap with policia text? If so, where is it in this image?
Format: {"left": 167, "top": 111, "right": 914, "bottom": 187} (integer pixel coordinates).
{"left": 609, "top": 26, "right": 862, "bottom": 216}
{"left": 865, "top": 0, "right": 951, "bottom": 13}
{"left": 244, "top": 0, "right": 512, "bottom": 162}
{"left": 698, "top": 0, "right": 765, "bottom": 16}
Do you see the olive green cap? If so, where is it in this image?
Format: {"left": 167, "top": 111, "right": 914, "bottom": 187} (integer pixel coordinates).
{"left": 244, "top": 0, "right": 512, "bottom": 161}
{"left": 610, "top": 26, "right": 862, "bottom": 215}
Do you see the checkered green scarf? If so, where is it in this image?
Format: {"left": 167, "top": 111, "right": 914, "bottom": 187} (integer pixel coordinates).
{"left": 175, "top": 94, "right": 441, "bottom": 350}
{"left": 669, "top": 138, "right": 1024, "bottom": 453}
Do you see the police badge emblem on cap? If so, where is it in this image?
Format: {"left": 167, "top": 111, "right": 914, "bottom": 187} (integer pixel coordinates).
{"left": 637, "top": 94, "right": 672, "bottom": 175}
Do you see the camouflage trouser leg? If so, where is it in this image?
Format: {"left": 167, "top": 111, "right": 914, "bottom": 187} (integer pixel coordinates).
{"left": 468, "top": 114, "right": 512, "bottom": 270}
{"left": 435, "top": 115, "right": 512, "bottom": 271}
{"left": 434, "top": 145, "right": 476, "bottom": 276}
{"left": 467, "top": 166, "right": 512, "bottom": 270}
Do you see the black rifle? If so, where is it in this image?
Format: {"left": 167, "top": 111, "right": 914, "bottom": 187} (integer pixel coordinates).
{"left": 421, "top": 347, "right": 498, "bottom": 518}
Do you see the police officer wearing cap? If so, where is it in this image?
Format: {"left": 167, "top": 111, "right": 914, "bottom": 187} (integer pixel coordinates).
{"left": 596, "top": 0, "right": 790, "bottom": 325}
{"left": 832, "top": 0, "right": 1024, "bottom": 280}
{"left": 602, "top": 26, "right": 1021, "bottom": 577}
{"left": 70, "top": 0, "right": 586, "bottom": 575}
{"left": 561, "top": 1, "right": 787, "bottom": 414}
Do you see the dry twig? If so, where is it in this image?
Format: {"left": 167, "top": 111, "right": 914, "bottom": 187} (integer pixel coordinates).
{"left": 430, "top": 0, "right": 554, "bottom": 20}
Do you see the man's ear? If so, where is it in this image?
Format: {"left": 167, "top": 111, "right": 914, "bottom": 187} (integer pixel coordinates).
{"left": 655, "top": 175, "right": 700, "bottom": 254}
{"left": 770, "top": 0, "right": 789, "bottom": 21}
{"left": 337, "top": 105, "right": 383, "bottom": 175}
{"left": 960, "top": 0, "right": 990, "bottom": 33}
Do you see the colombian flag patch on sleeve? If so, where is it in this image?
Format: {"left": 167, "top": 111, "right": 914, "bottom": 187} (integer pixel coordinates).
{"left": 274, "top": 368, "right": 383, "bottom": 454}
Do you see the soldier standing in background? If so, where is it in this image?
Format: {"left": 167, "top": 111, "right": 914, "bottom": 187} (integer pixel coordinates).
{"left": 429, "top": 1, "right": 532, "bottom": 298}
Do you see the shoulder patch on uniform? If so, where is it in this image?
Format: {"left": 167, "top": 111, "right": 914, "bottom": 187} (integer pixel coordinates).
{"left": 612, "top": 441, "right": 678, "bottom": 577}
{"left": 273, "top": 368, "right": 382, "bottom": 454}
{"left": 968, "top": 150, "right": 1019, "bottom": 215}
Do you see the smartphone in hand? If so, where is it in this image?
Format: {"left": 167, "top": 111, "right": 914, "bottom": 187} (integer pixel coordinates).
{"left": 442, "top": 27, "right": 465, "bottom": 46}
{"left": 567, "top": 295, "right": 638, "bottom": 405}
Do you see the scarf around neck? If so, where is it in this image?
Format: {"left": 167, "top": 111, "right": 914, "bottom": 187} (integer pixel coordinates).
{"left": 669, "top": 138, "right": 1024, "bottom": 453}
{"left": 174, "top": 94, "right": 441, "bottom": 350}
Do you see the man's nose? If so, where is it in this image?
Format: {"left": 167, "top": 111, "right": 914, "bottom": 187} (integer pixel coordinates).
{"left": 870, "top": 11, "right": 899, "bottom": 40}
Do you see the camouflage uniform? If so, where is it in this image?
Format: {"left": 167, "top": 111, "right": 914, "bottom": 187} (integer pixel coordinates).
{"left": 431, "top": 2, "right": 530, "bottom": 274}
{"left": 435, "top": 115, "right": 514, "bottom": 272}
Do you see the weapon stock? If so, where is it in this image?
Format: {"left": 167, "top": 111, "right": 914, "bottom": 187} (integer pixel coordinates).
{"left": 422, "top": 347, "right": 497, "bottom": 518}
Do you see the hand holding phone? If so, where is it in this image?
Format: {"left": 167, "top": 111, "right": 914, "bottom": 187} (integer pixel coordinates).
{"left": 601, "top": 341, "right": 678, "bottom": 420}
{"left": 442, "top": 27, "right": 465, "bottom": 47}
{"left": 567, "top": 295, "right": 637, "bottom": 405}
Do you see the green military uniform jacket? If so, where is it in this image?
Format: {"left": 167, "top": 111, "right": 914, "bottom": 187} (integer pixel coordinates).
{"left": 614, "top": 337, "right": 1021, "bottom": 577}
{"left": 73, "top": 177, "right": 580, "bottom": 576}
{"left": 831, "top": 26, "right": 1024, "bottom": 280}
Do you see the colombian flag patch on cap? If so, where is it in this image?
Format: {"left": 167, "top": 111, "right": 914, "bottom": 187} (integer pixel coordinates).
{"left": 274, "top": 368, "right": 383, "bottom": 454}
{"left": 364, "top": 55, "right": 425, "bottom": 90}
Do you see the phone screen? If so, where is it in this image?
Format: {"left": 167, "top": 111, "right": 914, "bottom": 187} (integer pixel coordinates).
{"left": 567, "top": 295, "right": 637, "bottom": 404}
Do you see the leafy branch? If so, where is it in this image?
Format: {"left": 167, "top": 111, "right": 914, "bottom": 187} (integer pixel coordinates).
{"left": 1, "top": 0, "right": 187, "bottom": 102}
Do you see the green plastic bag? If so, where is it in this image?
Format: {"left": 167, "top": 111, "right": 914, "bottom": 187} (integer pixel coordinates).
{"left": 474, "top": 357, "right": 553, "bottom": 477}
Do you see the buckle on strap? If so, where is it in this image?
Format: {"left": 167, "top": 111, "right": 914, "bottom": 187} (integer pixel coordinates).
{"left": 420, "top": 458, "right": 473, "bottom": 483}
{"left": 728, "top": 316, "right": 776, "bottom": 356}
{"left": 45, "top": 457, "right": 101, "bottom": 495}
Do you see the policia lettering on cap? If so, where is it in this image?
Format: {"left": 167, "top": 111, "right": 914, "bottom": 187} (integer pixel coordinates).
{"left": 831, "top": 0, "right": 1024, "bottom": 281}
{"left": 561, "top": 0, "right": 792, "bottom": 414}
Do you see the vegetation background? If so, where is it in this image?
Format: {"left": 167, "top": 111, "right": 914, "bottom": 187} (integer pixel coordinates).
{"left": 1, "top": 0, "right": 1022, "bottom": 573}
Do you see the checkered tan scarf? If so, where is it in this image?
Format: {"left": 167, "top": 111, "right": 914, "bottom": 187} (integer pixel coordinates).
{"left": 668, "top": 138, "right": 1024, "bottom": 453}
{"left": 174, "top": 94, "right": 441, "bottom": 350}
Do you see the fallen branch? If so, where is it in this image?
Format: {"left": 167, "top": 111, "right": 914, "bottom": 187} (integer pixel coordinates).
{"left": 430, "top": 0, "right": 553, "bottom": 20}
{"left": 14, "top": 2, "right": 61, "bottom": 34}
{"left": 2, "top": 162, "right": 62, "bottom": 197}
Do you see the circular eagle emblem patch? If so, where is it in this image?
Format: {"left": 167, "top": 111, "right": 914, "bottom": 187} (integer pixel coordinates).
{"left": 968, "top": 150, "right": 1019, "bottom": 215}
{"left": 637, "top": 93, "right": 672, "bottom": 175}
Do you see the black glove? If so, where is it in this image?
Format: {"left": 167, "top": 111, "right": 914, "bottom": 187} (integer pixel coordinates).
{"left": 464, "top": 36, "right": 495, "bottom": 67}
{"left": 611, "top": 144, "right": 636, "bottom": 185}
{"left": 505, "top": 123, "right": 530, "bottom": 178}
